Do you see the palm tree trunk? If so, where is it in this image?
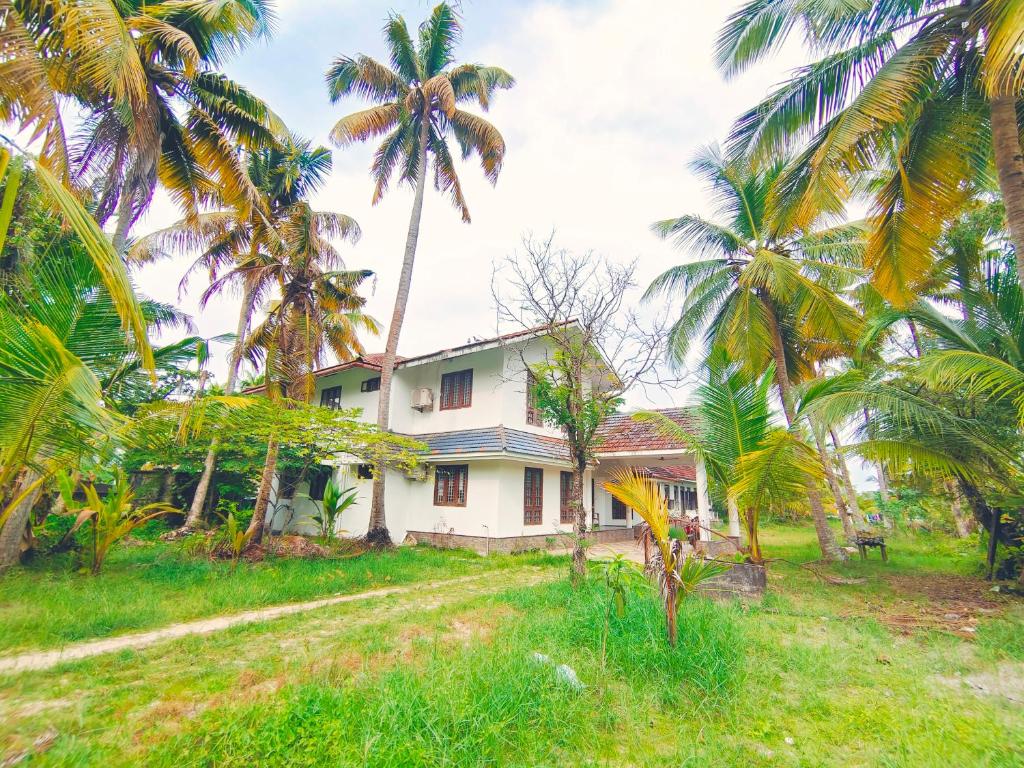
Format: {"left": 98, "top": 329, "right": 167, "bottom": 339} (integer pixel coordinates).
{"left": 246, "top": 437, "right": 279, "bottom": 545}
{"left": 112, "top": 191, "right": 135, "bottom": 255}
{"left": 830, "top": 428, "right": 863, "bottom": 527}
{"left": 765, "top": 304, "right": 846, "bottom": 562}
{"left": 990, "top": 95, "right": 1024, "bottom": 292}
{"left": 367, "top": 116, "right": 431, "bottom": 546}
{"left": 743, "top": 506, "right": 762, "bottom": 563}
{"left": 178, "top": 286, "right": 254, "bottom": 535}
{"left": 812, "top": 427, "right": 856, "bottom": 541}
{"left": 863, "top": 407, "right": 890, "bottom": 504}
{"left": 945, "top": 478, "right": 973, "bottom": 538}
{"left": 0, "top": 470, "right": 42, "bottom": 571}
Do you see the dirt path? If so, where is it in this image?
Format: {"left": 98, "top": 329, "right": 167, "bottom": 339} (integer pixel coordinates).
{"left": 0, "top": 568, "right": 556, "bottom": 675}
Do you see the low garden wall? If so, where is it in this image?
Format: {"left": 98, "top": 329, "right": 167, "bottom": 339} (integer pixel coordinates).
{"left": 406, "top": 526, "right": 636, "bottom": 555}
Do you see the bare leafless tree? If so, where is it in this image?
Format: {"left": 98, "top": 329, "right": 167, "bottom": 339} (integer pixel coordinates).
{"left": 492, "top": 233, "right": 671, "bottom": 579}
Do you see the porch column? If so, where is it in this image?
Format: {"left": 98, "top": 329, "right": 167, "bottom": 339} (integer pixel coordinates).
{"left": 696, "top": 459, "right": 712, "bottom": 543}
{"left": 727, "top": 496, "right": 741, "bottom": 540}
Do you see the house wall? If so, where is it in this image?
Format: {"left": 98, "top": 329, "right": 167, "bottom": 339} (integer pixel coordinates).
{"left": 312, "top": 367, "right": 381, "bottom": 423}
{"left": 389, "top": 348, "right": 505, "bottom": 434}
{"left": 497, "top": 338, "right": 565, "bottom": 439}
{"left": 308, "top": 340, "right": 566, "bottom": 438}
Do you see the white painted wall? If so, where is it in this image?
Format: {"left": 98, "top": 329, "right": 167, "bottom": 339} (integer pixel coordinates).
{"left": 498, "top": 338, "right": 566, "bottom": 438}
{"left": 309, "top": 339, "right": 567, "bottom": 438}
{"left": 311, "top": 367, "right": 381, "bottom": 423}
{"left": 390, "top": 348, "right": 506, "bottom": 434}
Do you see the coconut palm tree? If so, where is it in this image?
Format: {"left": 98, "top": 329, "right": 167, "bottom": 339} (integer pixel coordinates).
{"left": 325, "top": 2, "right": 514, "bottom": 545}
{"left": 0, "top": 242, "right": 200, "bottom": 568}
{"left": 130, "top": 135, "right": 356, "bottom": 534}
{"left": 803, "top": 257, "right": 1024, "bottom": 577}
{"left": 638, "top": 352, "right": 823, "bottom": 563}
{"left": 0, "top": 0, "right": 149, "bottom": 178}
{"left": 716, "top": 0, "right": 1024, "bottom": 303}
{"left": 69, "top": 0, "right": 279, "bottom": 251}
{"left": 645, "top": 145, "right": 865, "bottom": 561}
{"left": 240, "top": 257, "right": 379, "bottom": 544}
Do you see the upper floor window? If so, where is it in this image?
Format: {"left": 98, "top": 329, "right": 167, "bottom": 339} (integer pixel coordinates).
{"left": 524, "top": 467, "right": 543, "bottom": 525}
{"left": 320, "top": 385, "right": 342, "bottom": 409}
{"left": 526, "top": 370, "right": 541, "bottom": 425}
{"left": 439, "top": 369, "right": 473, "bottom": 410}
{"left": 434, "top": 464, "right": 468, "bottom": 506}
{"left": 356, "top": 464, "right": 374, "bottom": 480}
{"left": 559, "top": 471, "right": 573, "bottom": 524}
{"left": 361, "top": 377, "right": 381, "bottom": 392}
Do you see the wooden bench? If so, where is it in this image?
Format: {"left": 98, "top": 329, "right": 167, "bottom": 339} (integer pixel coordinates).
{"left": 855, "top": 534, "right": 887, "bottom": 562}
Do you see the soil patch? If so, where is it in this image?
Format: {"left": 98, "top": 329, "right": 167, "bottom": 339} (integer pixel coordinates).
{"left": 847, "top": 573, "right": 1014, "bottom": 638}
{"left": 936, "top": 662, "right": 1024, "bottom": 705}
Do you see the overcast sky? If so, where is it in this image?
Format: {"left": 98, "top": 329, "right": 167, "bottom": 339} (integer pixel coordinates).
{"left": 128, "top": 0, "right": 877, "bottom": 487}
{"left": 131, "top": 0, "right": 811, "bottom": 398}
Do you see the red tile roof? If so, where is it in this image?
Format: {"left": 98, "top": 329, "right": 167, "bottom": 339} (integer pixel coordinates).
{"left": 645, "top": 465, "right": 696, "bottom": 482}
{"left": 594, "top": 407, "right": 696, "bottom": 454}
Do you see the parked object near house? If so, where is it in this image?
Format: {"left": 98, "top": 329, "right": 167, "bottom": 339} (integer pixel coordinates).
{"left": 251, "top": 324, "right": 715, "bottom": 552}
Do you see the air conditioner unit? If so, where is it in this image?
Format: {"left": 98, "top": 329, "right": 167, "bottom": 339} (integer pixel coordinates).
{"left": 411, "top": 387, "right": 433, "bottom": 411}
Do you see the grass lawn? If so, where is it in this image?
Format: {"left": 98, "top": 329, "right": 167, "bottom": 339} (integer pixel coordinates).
{"left": 0, "top": 538, "right": 559, "bottom": 654}
{"left": 1, "top": 524, "right": 1022, "bottom": 766}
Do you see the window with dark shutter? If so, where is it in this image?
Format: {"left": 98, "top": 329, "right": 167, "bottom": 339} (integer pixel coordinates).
{"left": 524, "top": 467, "right": 543, "bottom": 525}
{"left": 360, "top": 377, "right": 381, "bottom": 392}
{"left": 612, "top": 496, "right": 628, "bottom": 520}
{"left": 434, "top": 465, "right": 468, "bottom": 506}
{"left": 526, "top": 370, "right": 540, "bottom": 425}
{"left": 308, "top": 466, "right": 331, "bottom": 502}
{"left": 559, "top": 471, "right": 574, "bottom": 524}
{"left": 439, "top": 369, "right": 473, "bottom": 410}
{"left": 320, "top": 385, "right": 343, "bottom": 409}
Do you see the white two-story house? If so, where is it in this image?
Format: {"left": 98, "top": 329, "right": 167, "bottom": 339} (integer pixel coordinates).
{"left": 264, "top": 323, "right": 717, "bottom": 554}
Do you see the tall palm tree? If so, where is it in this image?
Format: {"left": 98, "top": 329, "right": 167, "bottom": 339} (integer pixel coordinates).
{"left": 325, "top": 2, "right": 513, "bottom": 545}
{"left": 716, "top": 0, "right": 1024, "bottom": 303}
{"left": 0, "top": 0, "right": 150, "bottom": 178}
{"left": 130, "top": 135, "right": 356, "bottom": 533}
{"left": 69, "top": 0, "right": 279, "bottom": 251}
{"left": 645, "top": 145, "right": 864, "bottom": 561}
{"left": 804, "top": 252, "right": 1024, "bottom": 575}
{"left": 240, "top": 256, "right": 378, "bottom": 544}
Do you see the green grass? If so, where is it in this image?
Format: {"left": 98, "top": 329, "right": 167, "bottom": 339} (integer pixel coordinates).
{"left": 0, "top": 541, "right": 558, "bottom": 653}
{"left": 1, "top": 524, "right": 1022, "bottom": 767}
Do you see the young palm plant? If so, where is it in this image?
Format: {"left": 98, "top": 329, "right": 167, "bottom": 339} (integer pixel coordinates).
{"left": 716, "top": 0, "right": 1024, "bottom": 302}
{"left": 602, "top": 469, "right": 730, "bottom": 646}
{"left": 325, "top": 2, "right": 514, "bottom": 545}
{"left": 60, "top": 470, "right": 175, "bottom": 575}
{"left": 645, "top": 145, "right": 863, "bottom": 560}
{"left": 311, "top": 478, "right": 357, "bottom": 540}
{"left": 0, "top": 243, "right": 199, "bottom": 569}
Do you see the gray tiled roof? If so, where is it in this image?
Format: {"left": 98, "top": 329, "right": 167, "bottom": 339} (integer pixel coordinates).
{"left": 412, "top": 426, "right": 569, "bottom": 461}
